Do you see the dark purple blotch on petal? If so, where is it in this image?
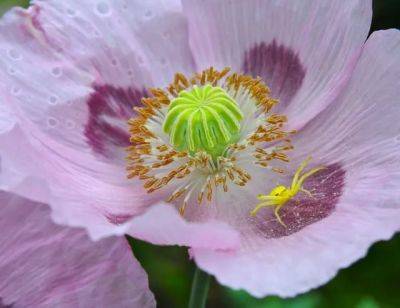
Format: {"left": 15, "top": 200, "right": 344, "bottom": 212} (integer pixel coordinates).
{"left": 85, "top": 85, "right": 147, "bottom": 159}
{"left": 253, "top": 164, "right": 345, "bottom": 238}
{"left": 242, "top": 40, "right": 306, "bottom": 107}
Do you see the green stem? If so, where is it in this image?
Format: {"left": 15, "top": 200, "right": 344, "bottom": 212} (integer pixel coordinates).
{"left": 188, "top": 266, "right": 211, "bottom": 308}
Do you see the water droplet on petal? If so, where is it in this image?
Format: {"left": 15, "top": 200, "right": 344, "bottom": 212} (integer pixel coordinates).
{"left": 66, "top": 8, "right": 76, "bottom": 17}
{"left": 7, "top": 49, "right": 22, "bottom": 60}
{"left": 93, "top": 30, "right": 101, "bottom": 37}
{"left": 51, "top": 67, "right": 62, "bottom": 77}
{"left": 7, "top": 67, "right": 16, "bottom": 75}
{"left": 96, "top": 2, "right": 111, "bottom": 16}
{"left": 11, "top": 87, "right": 21, "bottom": 96}
{"left": 47, "top": 117, "right": 58, "bottom": 127}
{"left": 49, "top": 95, "right": 58, "bottom": 105}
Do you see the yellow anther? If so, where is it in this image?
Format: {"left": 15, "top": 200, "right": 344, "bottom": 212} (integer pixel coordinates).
{"left": 250, "top": 157, "right": 324, "bottom": 226}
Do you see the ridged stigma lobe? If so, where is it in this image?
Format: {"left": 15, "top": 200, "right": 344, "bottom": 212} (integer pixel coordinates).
{"left": 163, "top": 85, "right": 243, "bottom": 157}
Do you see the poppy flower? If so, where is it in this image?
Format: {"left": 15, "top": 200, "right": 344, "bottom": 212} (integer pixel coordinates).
{"left": 0, "top": 0, "right": 399, "bottom": 303}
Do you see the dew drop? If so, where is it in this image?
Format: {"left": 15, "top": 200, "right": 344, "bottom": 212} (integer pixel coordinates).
{"left": 66, "top": 8, "right": 76, "bottom": 17}
{"left": 93, "top": 30, "right": 101, "bottom": 37}
{"left": 111, "top": 58, "right": 118, "bottom": 66}
{"left": 11, "top": 87, "right": 21, "bottom": 96}
{"left": 127, "top": 70, "right": 133, "bottom": 76}
{"left": 7, "top": 49, "right": 22, "bottom": 60}
{"left": 96, "top": 2, "right": 111, "bottom": 16}
{"left": 47, "top": 117, "right": 58, "bottom": 127}
{"left": 51, "top": 67, "right": 62, "bottom": 77}
{"left": 7, "top": 67, "right": 16, "bottom": 75}
{"left": 49, "top": 95, "right": 58, "bottom": 105}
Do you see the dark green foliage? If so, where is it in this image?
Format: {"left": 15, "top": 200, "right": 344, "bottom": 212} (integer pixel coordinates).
{"left": 128, "top": 235, "right": 400, "bottom": 308}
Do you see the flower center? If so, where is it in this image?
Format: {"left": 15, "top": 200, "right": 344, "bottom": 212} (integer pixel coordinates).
{"left": 127, "top": 67, "right": 294, "bottom": 215}
{"left": 163, "top": 85, "right": 243, "bottom": 159}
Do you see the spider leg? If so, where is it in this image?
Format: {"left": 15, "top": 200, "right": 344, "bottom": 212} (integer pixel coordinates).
{"left": 295, "top": 166, "right": 325, "bottom": 192}
{"left": 251, "top": 200, "right": 287, "bottom": 227}
{"left": 291, "top": 157, "right": 312, "bottom": 191}
{"left": 274, "top": 204, "right": 287, "bottom": 227}
{"left": 250, "top": 200, "right": 278, "bottom": 216}
{"left": 257, "top": 194, "right": 286, "bottom": 201}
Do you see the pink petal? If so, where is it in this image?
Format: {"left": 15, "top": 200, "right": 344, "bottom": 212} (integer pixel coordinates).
{"left": 49, "top": 187, "right": 240, "bottom": 249}
{"left": 0, "top": 96, "right": 15, "bottom": 134}
{"left": 191, "top": 29, "right": 400, "bottom": 297}
{"left": 0, "top": 1, "right": 205, "bottom": 242}
{"left": 30, "top": 0, "right": 194, "bottom": 85}
{"left": 182, "top": 0, "right": 372, "bottom": 129}
{"left": 0, "top": 126, "right": 51, "bottom": 204}
{"left": 293, "top": 29, "right": 400, "bottom": 171}
{"left": 0, "top": 115, "right": 154, "bottom": 240}
{"left": 0, "top": 106, "right": 239, "bottom": 248}
{"left": 192, "top": 197, "right": 400, "bottom": 298}
{"left": 0, "top": 192, "right": 155, "bottom": 307}
{"left": 0, "top": 119, "right": 240, "bottom": 247}
{"left": 0, "top": 0, "right": 194, "bottom": 163}
{"left": 126, "top": 204, "right": 241, "bottom": 250}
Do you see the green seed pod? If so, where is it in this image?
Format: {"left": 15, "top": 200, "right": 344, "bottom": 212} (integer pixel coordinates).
{"left": 163, "top": 85, "right": 243, "bottom": 158}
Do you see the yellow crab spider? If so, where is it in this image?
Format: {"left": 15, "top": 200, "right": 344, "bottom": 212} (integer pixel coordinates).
{"left": 250, "top": 157, "right": 325, "bottom": 226}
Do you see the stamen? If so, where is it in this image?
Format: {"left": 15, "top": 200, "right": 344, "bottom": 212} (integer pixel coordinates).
{"left": 127, "top": 67, "right": 293, "bottom": 214}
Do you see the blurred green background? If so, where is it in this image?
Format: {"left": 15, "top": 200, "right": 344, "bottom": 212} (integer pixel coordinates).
{"left": 1, "top": 1, "right": 399, "bottom": 307}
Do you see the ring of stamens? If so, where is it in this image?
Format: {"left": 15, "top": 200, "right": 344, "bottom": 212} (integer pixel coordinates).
{"left": 127, "top": 67, "right": 295, "bottom": 215}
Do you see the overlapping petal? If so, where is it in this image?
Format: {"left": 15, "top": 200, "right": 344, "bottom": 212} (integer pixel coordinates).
{"left": 182, "top": 0, "right": 372, "bottom": 129}
{"left": 0, "top": 192, "right": 155, "bottom": 307}
{"left": 0, "top": 1, "right": 238, "bottom": 247}
{"left": 191, "top": 29, "right": 400, "bottom": 297}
